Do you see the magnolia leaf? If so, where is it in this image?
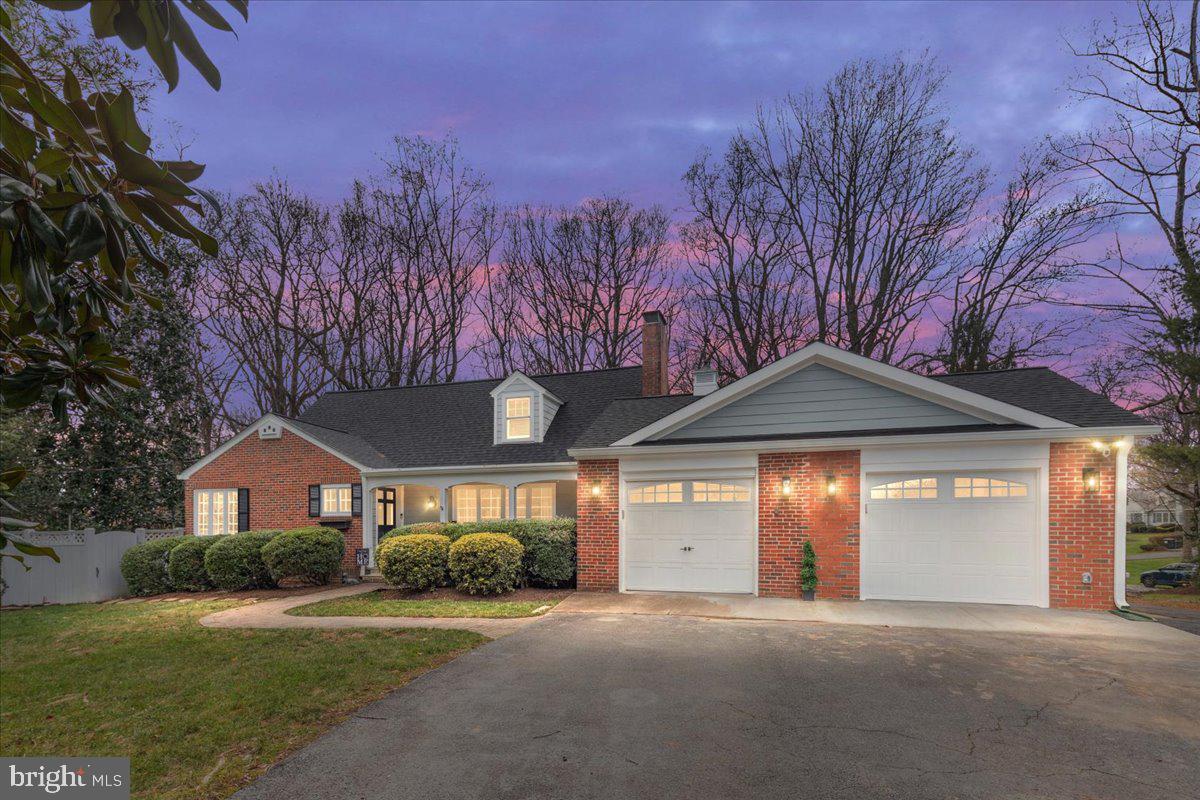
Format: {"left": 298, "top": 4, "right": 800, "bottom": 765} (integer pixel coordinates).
{"left": 33, "top": 1, "right": 88, "bottom": 9}
{"left": 32, "top": 147, "right": 71, "bottom": 178}
{"left": 112, "top": 3, "right": 147, "bottom": 50}
{"left": 167, "top": 4, "right": 222, "bottom": 90}
{"left": 181, "top": 0, "right": 234, "bottom": 33}
{"left": 24, "top": 202, "right": 67, "bottom": 252}
{"left": 162, "top": 159, "right": 206, "bottom": 182}
{"left": 110, "top": 140, "right": 171, "bottom": 187}
{"left": 98, "top": 88, "right": 152, "bottom": 153}
{"left": 62, "top": 66, "right": 82, "bottom": 103}
{"left": 63, "top": 202, "right": 106, "bottom": 261}
{"left": 12, "top": 539, "right": 61, "bottom": 562}
{"left": 90, "top": 0, "right": 120, "bottom": 38}
{"left": 137, "top": 3, "right": 180, "bottom": 91}
{"left": 24, "top": 81, "right": 93, "bottom": 151}
{"left": 0, "top": 175, "right": 35, "bottom": 202}
{"left": 225, "top": 0, "right": 249, "bottom": 22}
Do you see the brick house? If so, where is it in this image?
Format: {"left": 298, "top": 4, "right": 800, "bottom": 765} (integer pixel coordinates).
{"left": 179, "top": 311, "right": 1156, "bottom": 609}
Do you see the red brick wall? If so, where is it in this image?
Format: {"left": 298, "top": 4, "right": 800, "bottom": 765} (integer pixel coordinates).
{"left": 758, "top": 451, "right": 861, "bottom": 599}
{"left": 183, "top": 428, "right": 363, "bottom": 572}
{"left": 576, "top": 459, "right": 620, "bottom": 590}
{"left": 1049, "top": 442, "right": 1116, "bottom": 609}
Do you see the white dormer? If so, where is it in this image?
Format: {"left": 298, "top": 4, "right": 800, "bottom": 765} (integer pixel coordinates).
{"left": 490, "top": 372, "right": 562, "bottom": 444}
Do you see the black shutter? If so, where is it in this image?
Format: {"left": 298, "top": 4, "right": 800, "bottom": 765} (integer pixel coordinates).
{"left": 351, "top": 483, "right": 363, "bottom": 517}
{"left": 308, "top": 484, "right": 321, "bottom": 517}
{"left": 237, "top": 488, "right": 249, "bottom": 531}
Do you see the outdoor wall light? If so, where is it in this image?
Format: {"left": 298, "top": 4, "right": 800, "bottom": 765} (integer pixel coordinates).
{"left": 1082, "top": 468, "right": 1099, "bottom": 493}
{"left": 824, "top": 473, "right": 837, "bottom": 497}
{"left": 781, "top": 476, "right": 792, "bottom": 496}
{"left": 591, "top": 480, "right": 602, "bottom": 497}
{"left": 425, "top": 496, "right": 436, "bottom": 511}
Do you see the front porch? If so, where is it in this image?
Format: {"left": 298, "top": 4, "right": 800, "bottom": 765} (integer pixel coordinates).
{"left": 360, "top": 464, "right": 578, "bottom": 563}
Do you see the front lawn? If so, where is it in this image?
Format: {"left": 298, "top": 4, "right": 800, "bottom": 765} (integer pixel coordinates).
{"left": 0, "top": 600, "right": 483, "bottom": 800}
{"left": 1126, "top": 556, "right": 1180, "bottom": 585}
{"left": 287, "top": 588, "right": 567, "bottom": 618}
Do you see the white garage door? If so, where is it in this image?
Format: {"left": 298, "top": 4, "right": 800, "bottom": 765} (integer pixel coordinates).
{"left": 862, "top": 470, "right": 1040, "bottom": 605}
{"left": 624, "top": 479, "right": 755, "bottom": 593}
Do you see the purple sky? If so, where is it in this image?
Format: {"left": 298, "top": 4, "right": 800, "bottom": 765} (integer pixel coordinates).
{"left": 150, "top": 0, "right": 1135, "bottom": 209}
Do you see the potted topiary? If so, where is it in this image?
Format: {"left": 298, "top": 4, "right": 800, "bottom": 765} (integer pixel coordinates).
{"left": 800, "top": 540, "right": 817, "bottom": 600}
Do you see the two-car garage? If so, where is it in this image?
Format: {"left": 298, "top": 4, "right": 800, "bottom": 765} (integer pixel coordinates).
{"left": 619, "top": 462, "right": 1045, "bottom": 606}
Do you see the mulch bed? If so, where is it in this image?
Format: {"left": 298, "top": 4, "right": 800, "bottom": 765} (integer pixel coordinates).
{"left": 370, "top": 586, "right": 574, "bottom": 603}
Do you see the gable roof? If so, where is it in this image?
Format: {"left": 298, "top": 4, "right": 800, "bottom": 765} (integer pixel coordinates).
{"left": 297, "top": 366, "right": 643, "bottom": 470}
{"left": 930, "top": 367, "right": 1147, "bottom": 428}
{"left": 573, "top": 395, "right": 702, "bottom": 448}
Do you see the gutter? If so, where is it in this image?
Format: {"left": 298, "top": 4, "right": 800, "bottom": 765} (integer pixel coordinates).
{"left": 359, "top": 461, "right": 577, "bottom": 477}
{"left": 568, "top": 425, "right": 1162, "bottom": 460}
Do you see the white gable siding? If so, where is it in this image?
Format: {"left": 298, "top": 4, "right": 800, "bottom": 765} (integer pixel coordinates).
{"left": 659, "top": 364, "right": 985, "bottom": 441}
{"left": 492, "top": 375, "right": 562, "bottom": 444}
{"left": 543, "top": 394, "right": 562, "bottom": 434}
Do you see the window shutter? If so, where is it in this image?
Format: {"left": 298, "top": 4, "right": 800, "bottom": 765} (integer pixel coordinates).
{"left": 237, "top": 488, "right": 250, "bottom": 531}
{"left": 351, "top": 483, "right": 363, "bottom": 517}
{"left": 308, "top": 485, "right": 321, "bottom": 517}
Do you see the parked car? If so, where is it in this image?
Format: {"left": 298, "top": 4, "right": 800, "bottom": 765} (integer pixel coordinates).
{"left": 1140, "top": 562, "right": 1199, "bottom": 588}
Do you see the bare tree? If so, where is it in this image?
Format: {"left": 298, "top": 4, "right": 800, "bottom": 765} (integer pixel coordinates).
{"left": 309, "top": 136, "right": 497, "bottom": 389}
{"left": 1059, "top": 0, "right": 1200, "bottom": 563}
{"left": 475, "top": 197, "right": 677, "bottom": 376}
{"left": 919, "top": 151, "right": 1106, "bottom": 374}
{"left": 678, "top": 140, "right": 810, "bottom": 383}
{"left": 198, "top": 179, "right": 332, "bottom": 419}
{"left": 746, "top": 55, "right": 986, "bottom": 364}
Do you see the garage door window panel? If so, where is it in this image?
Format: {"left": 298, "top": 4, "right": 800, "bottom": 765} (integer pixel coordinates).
{"left": 629, "top": 482, "right": 683, "bottom": 504}
{"left": 869, "top": 477, "right": 937, "bottom": 500}
{"left": 953, "top": 477, "right": 1028, "bottom": 499}
{"left": 692, "top": 482, "right": 750, "bottom": 502}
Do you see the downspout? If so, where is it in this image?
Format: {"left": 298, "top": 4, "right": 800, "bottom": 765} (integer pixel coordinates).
{"left": 1113, "top": 436, "right": 1131, "bottom": 608}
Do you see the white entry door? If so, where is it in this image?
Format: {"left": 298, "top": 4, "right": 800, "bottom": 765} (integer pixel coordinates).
{"left": 862, "top": 470, "right": 1040, "bottom": 605}
{"left": 624, "top": 479, "right": 755, "bottom": 593}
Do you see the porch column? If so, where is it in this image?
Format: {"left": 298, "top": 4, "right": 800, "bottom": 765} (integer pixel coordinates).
{"left": 508, "top": 485, "right": 518, "bottom": 519}
{"left": 439, "top": 487, "right": 450, "bottom": 523}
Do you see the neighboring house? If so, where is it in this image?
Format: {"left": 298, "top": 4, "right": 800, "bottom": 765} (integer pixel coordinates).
{"left": 179, "top": 311, "right": 1157, "bottom": 610}
{"left": 1126, "top": 487, "right": 1184, "bottom": 527}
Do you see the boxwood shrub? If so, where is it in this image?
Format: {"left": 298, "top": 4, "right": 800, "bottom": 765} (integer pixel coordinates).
{"left": 120, "top": 536, "right": 187, "bottom": 596}
{"left": 262, "top": 526, "right": 345, "bottom": 585}
{"left": 203, "top": 530, "right": 281, "bottom": 590}
{"left": 449, "top": 532, "right": 524, "bottom": 594}
{"left": 166, "top": 536, "right": 219, "bottom": 591}
{"left": 381, "top": 518, "right": 576, "bottom": 586}
{"left": 377, "top": 533, "right": 451, "bottom": 590}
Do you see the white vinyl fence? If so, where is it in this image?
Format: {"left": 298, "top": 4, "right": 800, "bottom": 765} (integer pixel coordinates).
{"left": 1, "top": 528, "right": 185, "bottom": 607}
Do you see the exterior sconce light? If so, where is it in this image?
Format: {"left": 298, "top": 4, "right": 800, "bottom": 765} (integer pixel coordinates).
{"left": 1082, "top": 468, "right": 1099, "bottom": 493}
{"left": 781, "top": 476, "right": 792, "bottom": 497}
{"left": 825, "top": 473, "right": 837, "bottom": 497}
{"left": 1091, "top": 439, "right": 1113, "bottom": 457}
{"left": 591, "top": 480, "right": 602, "bottom": 497}
{"left": 425, "top": 496, "right": 436, "bottom": 511}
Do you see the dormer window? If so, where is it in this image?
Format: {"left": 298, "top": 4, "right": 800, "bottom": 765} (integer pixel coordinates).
{"left": 505, "top": 397, "right": 532, "bottom": 440}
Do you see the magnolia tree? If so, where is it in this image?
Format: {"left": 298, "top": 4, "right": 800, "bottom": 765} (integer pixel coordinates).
{"left": 0, "top": 0, "right": 247, "bottom": 564}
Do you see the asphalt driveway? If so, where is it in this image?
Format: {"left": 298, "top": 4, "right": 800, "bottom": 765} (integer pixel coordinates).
{"left": 235, "top": 613, "right": 1199, "bottom": 800}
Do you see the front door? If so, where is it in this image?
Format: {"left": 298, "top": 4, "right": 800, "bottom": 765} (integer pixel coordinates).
{"left": 376, "top": 488, "right": 396, "bottom": 535}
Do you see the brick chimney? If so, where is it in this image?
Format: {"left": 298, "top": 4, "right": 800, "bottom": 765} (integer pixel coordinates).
{"left": 641, "top": 310, "right": 669, "bottom": 396}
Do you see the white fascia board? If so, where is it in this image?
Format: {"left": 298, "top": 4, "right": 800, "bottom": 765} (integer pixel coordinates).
{"left": 611, "top": 343, "right": 1071, "bottom": 446}
{"left": 572, "top": 423, "right": 1161, "bottom": 460}
{"left": 489, "top": 371, "right": 562, "bottom": 403}
{"left": 176, "top": 413, "right": 370, "bottom": 480}
{"left": 360, "top": 461, "right": 577, "bottom": 477}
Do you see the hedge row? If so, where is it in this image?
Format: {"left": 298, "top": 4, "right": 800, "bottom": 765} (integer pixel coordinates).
{"left": 377, "top": 532, "right": 525, "bottom": 594}
{"left": 380, "top": 518, "right": 575, "bottom": 587}
{"left": 120, "top": 527, "right": 345, "bottom": 596}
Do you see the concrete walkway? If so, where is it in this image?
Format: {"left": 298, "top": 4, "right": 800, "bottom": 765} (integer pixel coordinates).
{"left": 555, "top": 590, "right": 1198, "bottom": 642}
{"left": 198, "top": 583, "right": 543, "bottom": 637}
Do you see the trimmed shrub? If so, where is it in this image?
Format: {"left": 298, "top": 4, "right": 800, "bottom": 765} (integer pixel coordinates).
{"left": 383, "top": 518, "right": 577, "bottom": 586}
{"left": 204, "top": 530, "right": 281, "bottom": 590}
{"left": 262, "top": 526, "right": 345, "bottom": 585}
{"left": 167, "top": 536, "right": 219, "bottom": 591}
{"left": 377, "top": 533, "right": 451, "bottom": 590}
{"left": 120, "top": 536, "right": 187, "bottom": 596}
{"left": 449, "top": 532, "right": 524, "bottom": 594}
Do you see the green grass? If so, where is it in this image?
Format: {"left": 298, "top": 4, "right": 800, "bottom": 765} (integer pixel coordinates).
{"left": 1126, "top": 532, "right": 1155, "bottom": 557}
{"left": 0, "top": 600, "right": 483, "bottom": 800}
{"left": 1127, "top": 557, "right": 1180, "bottom": 585}
{"left": 286, "top": 590, "right": 559, "bottom": 619}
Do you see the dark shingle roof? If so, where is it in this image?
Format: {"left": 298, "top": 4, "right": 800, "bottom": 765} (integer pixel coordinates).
{"left": 572, "top": 395, "right": 702, "bottom": 448}
{"left": 297, "top": 367, "right": 644, "bottom": 469}
{"left": 282, "top": 417, "right": 392, "bottom": 469}
{"left": 930, "top": 367, "right": 1148, "bottom": 427}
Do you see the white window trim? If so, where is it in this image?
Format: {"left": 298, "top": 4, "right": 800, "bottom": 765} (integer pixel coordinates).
{"left": 505, "top": 396, "right": 533, "bottom": 441}
{"left": 321, "top": 483, "right": 353, "bottom": 517}
{"left": 194, "top": 488, "right": 238, "bottom": 536}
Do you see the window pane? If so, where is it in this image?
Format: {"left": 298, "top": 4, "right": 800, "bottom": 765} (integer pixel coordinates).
{"left": 530, "top": 484, "right": 553, "bottom": 518}
{"left": 506, "top": 396, "right": 530, "bottom": 417}
{"left": 455, "top": 486, "right": 478, "bottom": 523}
{"left": 872, "top": 479, "right": 936, "bottom": 500}
{"left": 338, "top": 486, "right": 352, "bottom": 513}
{"left": 479, "top": 486, "right": 502, "bottom": 520}
{"left": 507, "top": 417, "right": 531, "bottom": 439}
{"left": 323, "top": 487, "right": 338, "bottom": 514}
{"left": 212, "top": 491, "right": 225, "bottom": 535}
{"left": 197, "top": 492, "right": 209, "bottom": 536}
{"left": 226, "top": 490, "right": 238, "bottom": 534}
